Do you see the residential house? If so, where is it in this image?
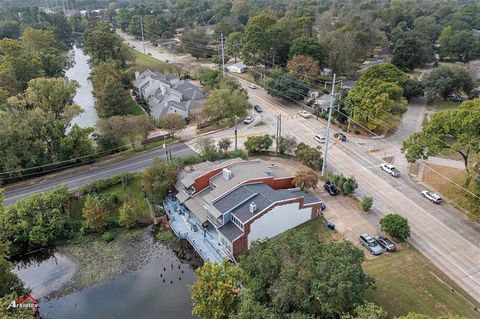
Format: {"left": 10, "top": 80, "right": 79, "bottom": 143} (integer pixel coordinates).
{"left": 227, "top": 62, "right": 248, "bottom": 73}
{"left": 164, "top": 159, "right": 324, "bottom": 262}
{"left": 133, "top": 70, "right": 206, "bottom": 119}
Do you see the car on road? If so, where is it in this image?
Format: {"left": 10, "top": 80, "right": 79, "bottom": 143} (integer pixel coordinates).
{"left": 421, "top": 190, "right": 442, "bottom": 204}
{"left": 359, "top": 233, "right": 384, "bottom": 255}
{"left": 375, "top": 236, "right": 396, "bottom": 252}
{"left": 324, "top": 181, "right": 338, "bottom": 196}
{"left": 380, "top": 163, "right": 400, "bottom": 177}
{"left": 298, "top": 110, "right": 311, "bottom": 118}
{"left": 334, "top": 132, "right": 347, "bottom": 141}
{"left": 243, "top": 116, "right": 254, "bottom": 124}
{"left": 147, "top": 52, "right": 152, "bottom": 56}
{"left": 447, "top": 95, "right": 464, "bottom": 102}
{"left": 314, "top": 134, "right": 326, "bottom": 143}
{"left": 132, "top": 45, "right": 136, "bottom": 48}
{"left": 254, "top": 105, "right": 263, "bottom": 113}
{"left": 248, "top": 84, "right": 257, "bottom": 89}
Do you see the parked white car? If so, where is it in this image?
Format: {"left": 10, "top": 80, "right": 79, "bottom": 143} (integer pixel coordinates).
{"left": 380, "top": 163, "right": 400, "bottom": 177}
{"left": 421, "top": 190, "right": 442, "bottom": 204}
{"left": 314, "top": 134, "right": 326, "bottom": 143}
{"left": 248, "top": 84, "right": 256, "bottom": 89}
{"left": 298, "top": 110, "right": 311, "bottom": 118}
{"left": 243, "top": 116, "right": 254, "bottom": 124}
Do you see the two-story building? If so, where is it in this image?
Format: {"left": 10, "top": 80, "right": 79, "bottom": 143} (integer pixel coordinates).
{"left": 133, "top": 70, "right": 206, "bottom": 119}
{"left": 165, "top": 159, "right": 324, "bottom": 261}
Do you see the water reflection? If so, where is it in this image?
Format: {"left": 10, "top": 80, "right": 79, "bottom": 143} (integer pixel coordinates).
{"left": 66, "top": 45, "right": 98, "bottom": 128}
{"left": 14, "top": 234, "right": 196, "bottom": 319}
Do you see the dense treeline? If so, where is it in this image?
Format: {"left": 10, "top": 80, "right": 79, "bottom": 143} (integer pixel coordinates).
{"left": 0, "top": 11, "right": 149, "bottom": 184}
{"left": 0, "top": 18, "right": 100, "bottom": 184}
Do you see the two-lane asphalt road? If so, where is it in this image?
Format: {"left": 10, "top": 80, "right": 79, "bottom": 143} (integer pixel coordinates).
{"left": 224, "top": 75, "right": 480, "bottom": 303}
{"left": 3, "top": 143, "right": 196, "bottom": 206}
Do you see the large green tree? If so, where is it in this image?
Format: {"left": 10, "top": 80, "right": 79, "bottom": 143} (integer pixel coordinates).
{"left": 242, "top": 14, "right": 286, "bottom": 66}
{"left": 0, "top": 187, "right": 71, "bottom": 256}
{"left": 24, "top": 77, "right": 81, "bottom": 158}
{"left": 141, "top": 158, "right": 177, "bottom": 205}
{"left": 345, "top": 63, "right": 408, "bottom": 132}
{"left": 392, "top": 33, "right": 434, "bottom": 71}
{"left": 203, "top": 82, "right": 250, "bottom": 122}
{"left": 226, "top": 31, "right": 243, "bottom": 63}
{"left": 191, "top": 260, "right": 244, "bottom": 319}
{"left": 239, "top": 228, "right": 372, "bottom": 318}
{"left": 438, "top": 26, "right": 480, "bottom": 62}
{"left": 380, "top": 213, "right": 411, "bottom": 241}
{"left": 422, "top": 66, "right": 473, "bottom": 100}
{"left": 92, "top": 61, "right": 132, "bottom": 118}
{"left": 289, "top": 36, "right": 325, "bottom": 64}
{"left": 266, "top": 74, "right": 308, "bottom": 101}
{"left": 84, "top": 22, "right": 132, "bottom": 66}
{"left": 402, "top": 99, "right": 480, "bottom": 178}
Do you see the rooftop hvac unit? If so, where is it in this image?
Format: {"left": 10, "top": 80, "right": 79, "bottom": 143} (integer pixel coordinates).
{"left": 249, "top": 202, "right": 257, "bottom": 213}
{"left": 222, "top": 168, "right": 233, "bottom": 180}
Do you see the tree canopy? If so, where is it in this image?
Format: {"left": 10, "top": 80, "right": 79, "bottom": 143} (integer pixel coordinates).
{"left": 422, "top": 66, "right": 473, "bottom": 100}
{"left": 345, "top": 63, "right": 408, "bottom": 132}
{"left": 238, "top": 228, "right": 372, "bottom": 318}
{"left": 191, "top": 260, "right": 244, "bottom": 319}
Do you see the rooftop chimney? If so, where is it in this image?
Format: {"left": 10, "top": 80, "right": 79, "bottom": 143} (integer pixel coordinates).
{"left": 249, "top": 202, "right": 257, "bottom": 214}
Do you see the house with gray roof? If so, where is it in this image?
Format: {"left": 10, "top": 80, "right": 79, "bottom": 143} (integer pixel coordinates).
{"left": 133, "top": 70, "right": 206, "bottom": 119}
{"left": 167, "top": 159, "right": 324, "bottom": 260}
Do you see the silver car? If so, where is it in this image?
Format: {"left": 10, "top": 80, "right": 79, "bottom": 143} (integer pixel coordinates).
{"left": 359, "top": 233, "right": 384, "bottom": 255}
{"left": 421, "top": 190, "right": 442, "bottom": 204}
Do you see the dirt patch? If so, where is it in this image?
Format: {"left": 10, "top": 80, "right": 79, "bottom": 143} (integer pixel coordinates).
{"left": 422, "top": 164, "right": 465, "bottom": 193}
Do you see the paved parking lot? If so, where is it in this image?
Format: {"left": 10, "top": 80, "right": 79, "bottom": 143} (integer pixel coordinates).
{"left": 313, "top": 188, "right": 383, "bottom": 259}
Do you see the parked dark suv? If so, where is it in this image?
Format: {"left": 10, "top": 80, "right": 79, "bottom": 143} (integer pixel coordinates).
{"left": 324, "top": 181, "right": 338, "bottom": 196}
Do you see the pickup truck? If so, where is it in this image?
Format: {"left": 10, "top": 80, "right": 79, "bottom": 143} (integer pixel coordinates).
{"left": 380, "top": 163, "right": 400, "bottom": 177}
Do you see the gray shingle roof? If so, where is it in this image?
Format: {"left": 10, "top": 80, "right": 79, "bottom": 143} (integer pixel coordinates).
{"left": 218, "top": 222, "right": 243, "bottom": 242}
{"left": 213, "top": 183, "right": 321, "bottom": 223}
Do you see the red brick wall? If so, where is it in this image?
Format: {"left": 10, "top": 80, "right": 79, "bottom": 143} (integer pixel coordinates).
{"left": 192, "top": 168, "right": 223, "bottom": 195}
{"left": 243, "top": 177, "right": 293, "bottom": 190}
{"left": 232, "top": 197, "right": 320, "bottom": 256}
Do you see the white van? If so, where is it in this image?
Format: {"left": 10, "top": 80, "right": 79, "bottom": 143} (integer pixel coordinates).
{"left": 314, "top": 134, "right": 326, "bottom": 143}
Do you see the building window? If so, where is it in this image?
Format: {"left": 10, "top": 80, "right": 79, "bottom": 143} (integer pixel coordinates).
{"left": 220, "top": 236, "right": 232, "bottom": 253}
{"left": 231, "top": 215, "right": 243, "bottom": 230}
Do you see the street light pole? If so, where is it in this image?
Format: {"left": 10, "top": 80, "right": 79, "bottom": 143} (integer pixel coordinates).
{"left": 221, "top": 33, "right": 225, "bottom": 78}
{"left": 140, "top": 16, "right": 146, "bottom": 55}
{"left": 321, "top": 73, "right": 336, "bottom": 176}
{"left": 234, "top": 116, "right": 239, "bottom": 151}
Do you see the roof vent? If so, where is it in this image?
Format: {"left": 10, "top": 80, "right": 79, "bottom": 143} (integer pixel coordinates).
{"left": 266, "top": 168, "right": 272, "bottom": 176}
{"left": 249, "top": 202, "right": 257, "bottom": 214}
{"left": 222, "top": 168, "right": 233, "bottom": 180}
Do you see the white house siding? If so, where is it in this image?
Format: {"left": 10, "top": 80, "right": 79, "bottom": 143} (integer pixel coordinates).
{"left": 247, "top": 202, "right": 312, "bottom": 247}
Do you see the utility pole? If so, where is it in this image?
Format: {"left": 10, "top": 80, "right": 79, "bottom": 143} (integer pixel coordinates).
{"left": 275, "top": 114, "right": 282, "bottom": 153}
{"left": 140, "top": 16, "right": 146, "bottom": 55}
{"left": 221, "top": 33, "right": 226, "bottom": 78}
{"left": 234, "top": 116, "right": 239, "bottom": 151}
{"left": 321, "top": 73, "right": 336, "bottom": 176}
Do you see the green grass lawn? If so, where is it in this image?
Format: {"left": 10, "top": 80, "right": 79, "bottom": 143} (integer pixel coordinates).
{"left": 305, "top": 215, "right": 480, "bottom": 318}
{"left": 363, "top": 246, "right": 480, "bottom": 318}
{"left": 127, "top": 94, "right": 146, "bottom": 116}
{"left": 433, "top": 100, "right": 460, "bottom": 111}
{"left": 128, "top": 48, "right": 166, "bottom": 73}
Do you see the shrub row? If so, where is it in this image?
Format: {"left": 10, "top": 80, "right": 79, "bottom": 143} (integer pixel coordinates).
{"left": 78, "top": 173, "right": 134, "bottom": 195}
